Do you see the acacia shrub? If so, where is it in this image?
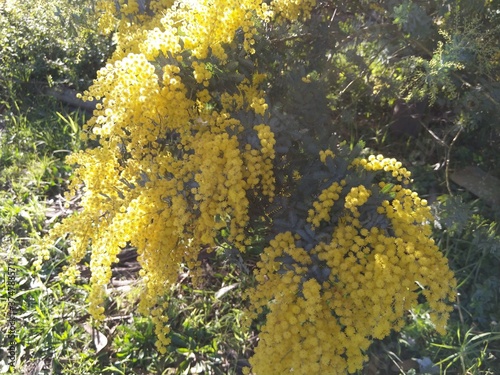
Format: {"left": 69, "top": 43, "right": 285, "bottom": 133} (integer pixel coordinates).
{"left": 36, "top": 1, "right": 457, "bottom": 373}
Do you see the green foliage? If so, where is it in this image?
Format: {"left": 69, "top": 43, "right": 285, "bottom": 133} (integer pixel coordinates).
{"left": 0, "top": 251, "right": 101, "bottom": 374}
{"left": 268, "top": 0, "right": 500, "bottom": 147}
{"left": 433, "top": 195, "right": 472, "bottom": 236}
{"left": 105, "top": 252, "right": 255, "bottom": 375}
{"left": 0, "top": 0, "right": 112, "bottom": 104}
{"left": 0, "top": 94, "right": 93, "bottom": 373}
{"left": 432, "top": 328, "right": 500, "bottom": 374}
{"left": 0, "top": 105, "right": 84, "bottom": 248}
{"left": 435, "top": 205, "right": 500, "bottom": 327}
{"left": 393, "top": 0, "right": 434, "bottom": 41}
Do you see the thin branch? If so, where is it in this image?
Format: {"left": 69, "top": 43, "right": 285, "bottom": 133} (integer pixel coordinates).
{"left": 445, "top": 125, "right": 463, "bottom": 196}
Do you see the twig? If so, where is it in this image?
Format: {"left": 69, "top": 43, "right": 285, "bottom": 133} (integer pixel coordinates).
{"left": 419, "top": 119, "right": 448, "bottom": 147}
{"left": 328, "top": 8, "right": 337, "bottom": 28}
{"left": 445, "top": 125, "right": 463, "bottom": 196}
{"left": 270, "top": 33, "right": 313, "bottom": 44}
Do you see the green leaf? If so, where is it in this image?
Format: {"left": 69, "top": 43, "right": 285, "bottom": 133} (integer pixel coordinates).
{"left": 380, "top": 183, "right": 395, "bottom": 194}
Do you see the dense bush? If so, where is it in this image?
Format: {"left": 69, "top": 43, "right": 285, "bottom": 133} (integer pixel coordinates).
{"left": 33, "top": 1, "right": 468, "bottom": 373}
{"left": 0, "top": 0, "right": 112, "bottom": 104}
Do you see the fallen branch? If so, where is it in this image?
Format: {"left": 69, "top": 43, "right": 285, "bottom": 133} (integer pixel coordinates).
{"left": 46, "top": 86, "right": 98, "bottom": 113}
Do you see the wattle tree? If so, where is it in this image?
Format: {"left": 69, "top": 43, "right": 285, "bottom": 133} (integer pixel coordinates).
{"left": 36, "top": 0, "right": 456, "bottom": 373}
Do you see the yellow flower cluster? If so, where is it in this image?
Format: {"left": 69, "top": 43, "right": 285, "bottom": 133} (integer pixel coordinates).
{"left": 307, "top": 181, "right": 343, "bottom": 227}
{"left": 119, "top": 0, "right": 140, "bottom": 16}
{"left": 39, "top": 0, "right": 295, "bottom": 354}
{"left": 184, "top": 121, "right": 258, "bottom": 251}
{"left": 164, "top": 0, "right": 260, "bottom": 60}
{"left": 191, "top": 61, "right": 212, "bottom": 85}
{"left": 95, "top": 0, "right": 119, "bottom": 36}
{"left": 245, "top": 152, "right": 456, "bottom": 374}
{"left": 270, "top": 0, "right": 317, "bottom": 22}
{"left": 352, "top": 154, "right": 413, "bottom": 183}
{"left": 344, "top": 185, "right": 371, "bottom": 212}
{"left": 319, "top": 148, "right": 335, "bottom": 163}
{"left": 246, "top": 264, "right": 356, "bottom": 373}
{"left": 252, "top": 124, "right": 276, "bottom": 198}
{"left": 220, "top": 74, "right": 269, "bottom": 115}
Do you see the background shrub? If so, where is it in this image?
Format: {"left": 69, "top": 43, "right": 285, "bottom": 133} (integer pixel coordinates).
{"left": 0, "top": 0, "right": 112, "bottom": 105}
